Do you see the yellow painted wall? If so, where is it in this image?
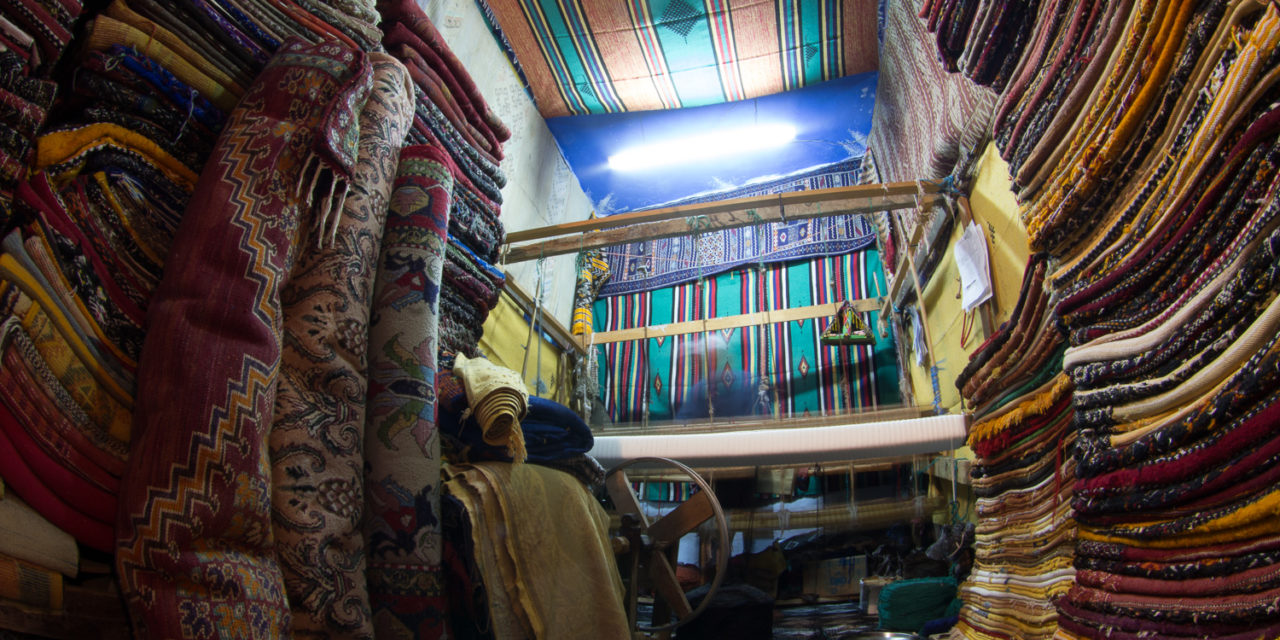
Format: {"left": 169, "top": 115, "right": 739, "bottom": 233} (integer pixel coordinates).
{"left": 906, "top": 143, "right": 1030, "bottom": 414}
{"left": 478, "top": 293, "right": 567, "bottom": 399}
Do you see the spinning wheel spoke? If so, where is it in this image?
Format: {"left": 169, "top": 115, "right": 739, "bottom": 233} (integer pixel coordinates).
{"left": 648, "top": 550, "right": 693, "bottom": 620}
{"left": 606, "top": 469, "right": 649, "bottom": 526}
{"left": 648, "top": 488, "right": 713, "bottom": 545}
{"left": 605, "top": 457, "right": 729, "bottom": 635}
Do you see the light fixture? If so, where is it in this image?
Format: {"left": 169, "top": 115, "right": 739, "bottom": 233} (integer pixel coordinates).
{"left": 607, "top": 123, "right": 797, "bottom": 172}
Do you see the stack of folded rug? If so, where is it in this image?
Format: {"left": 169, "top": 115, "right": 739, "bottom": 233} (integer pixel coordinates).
{"left": 380, "top": 0, "right": 510, "bottom": 362}
{"left": 0, "top": 0, "right": 74, "bottom": 228}
{"left": 940, "top": 0, "right": 1280, "bottom": 638}
{"left": 918, "top": 0, "right": 1040, "bottom": 90}
{"left": 951, "top": 254, "right": 1077, "bottom": 640}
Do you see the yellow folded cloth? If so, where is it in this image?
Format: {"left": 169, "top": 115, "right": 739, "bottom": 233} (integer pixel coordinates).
{"left": 453, "top": 353, "right": 529, "bottom": 462}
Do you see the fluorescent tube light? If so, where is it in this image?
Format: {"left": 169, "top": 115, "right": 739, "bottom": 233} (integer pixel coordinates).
{"left": 607, "top": 123, "right": 797, "bottom": 172}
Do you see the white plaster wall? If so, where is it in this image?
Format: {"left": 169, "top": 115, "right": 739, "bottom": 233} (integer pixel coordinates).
{"left": 415, "top": 0, "right": 591, "bottom": 326}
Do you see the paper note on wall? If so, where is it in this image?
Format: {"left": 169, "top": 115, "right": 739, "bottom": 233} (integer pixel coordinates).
{"left": 954, "top": 221, "right": 993, "bottom": 312}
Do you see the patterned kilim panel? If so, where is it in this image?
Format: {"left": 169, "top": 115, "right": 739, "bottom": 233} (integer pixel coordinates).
{"left": 593, "top": 249, "right": 899, "bottom": 424}
{"left": 599, "top": 159, "right": 876, "bottom": 296}
{"left": 478, "top": 0, "right": 881, "bottom": 117}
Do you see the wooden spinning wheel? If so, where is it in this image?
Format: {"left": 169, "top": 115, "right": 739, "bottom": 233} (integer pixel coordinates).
{"left": 605, "top": 457, "right": 731, "bottom": 637}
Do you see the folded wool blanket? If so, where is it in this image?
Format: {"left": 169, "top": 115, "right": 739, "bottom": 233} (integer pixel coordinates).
{"left": 1059, "top": 129, "right": 1279, "bottom": 337}
{"left": 0, "top": 0, "right": 76, "bottom": 74}
{"left": 449, "top": 183, "right": 504, "bottom": 263}
{"left": 1076, "top": 559, "right": 1280, "bottom": 596}
{"left": 1075, "top": 545, "right": 1280, "bottom": 582}
{"left": 83, "top": 13, "right": 244, "bottom": 111}
{"left": 390, "top": 42, "right": 499, "bottom": 165}
{"left": 23, "top": 172, "right": 155, "bottom": 314}
{"left": 1064, "top": 580, "right": 1280, "bottom": 625}
{"left": 6, "top": 227, "right": 143, "bottom": 370}
{"left": 410, "top": 96, "right": 505, "bottom": 202}
{"left": 444, "top": 462, "right": 629, "bottom": 639}
{"left": 971, "top": 345, "right": 1067, "bottom": 420}
{"left": 996, "top": 0, "right": 1107, "bottom": 161}
{"left": 453, "top": 353, "right": 528, "bottom": 462}
{"left": 1080, "top": 484, "right": 1280, "bottom": 549}
{"left": 970, "top": 404, "right": 1073, "bottom": 474}
{"left": 117, "top": 0, "right": 258, "bottom": 81}
{"left": 0, "top": 409, "right": 114, "bottom": 551}
{"left": 117, "top": 38, "right": 375, "bottom": 639}
{"left": 969, "top": 321, "right": 1066, "bottom": 410}
{"left": 84, "top": 46, "right": 228, "bottom": 133}
{"left": 1070, "top": 251, "right": 1280, "bottom": 396}
{"left": 1076, "top": 388, "right": 1280, "bottom": 498}
{"left": 1058, "top": 593, "right": 1280, "bottom": 640}
{"left": 962, "top": 261, "right": 1051, "bottom": 397}
{"left": 0, "top": 316, "right": 127, "bottom": 474}
{"left": 0, "top": 269, "right": 133, "bottom": 436}
{"left": 1075, "top": 412, "right": 1280, "bottom": 518}
{"left": 1076, "top": 324, "right": 1280, "bottom": 477}
{"left": 1061, "top": 151, "right": 1280, "bottom": 360}
{"left": 220, "top": 0, "right": 296, "bottom": 48}
{"left": 1077, "top": 527, "right": 1280, "bottom": 565}
{"left": 383, "top": 22, "right": 505, "bottom": 160}
{"left": 1047, "top": 6, "right": 1280, "bottom": 259}
{"left": 378, "top": 0, "right": 510, "bottom": 142}
{"left": 0, "top": 48, "right": 57, "bottom": 108}
{"left": 439, "top": 368, "right": 593, "bottom": 466}
{"left": 1022, "top": 0, "right": 1201, "bottom": 253}
{"left": 976, "top": 469, "right": 1076, "bottom": 520}
{"left": 956, "top": 254, "right": 1050, "bottom": 392}
{"left": 969, "top": 372, "right": 1074, "bottom": 455}
{"left": 294, "top": 0, "right": 381, "bottom": 51}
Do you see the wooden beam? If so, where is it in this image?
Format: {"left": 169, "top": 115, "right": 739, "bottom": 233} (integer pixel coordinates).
{"left": 503, "top": 192, "right": 942, "bottom": 263}
{"left": 588, "top": 298, "right": 882, "bottom": 346}
{"left": 501, "top": 276, "right": 585, "bottom": 356}
{"left": 505, "top": 181, "right": 942, "bottom": 244}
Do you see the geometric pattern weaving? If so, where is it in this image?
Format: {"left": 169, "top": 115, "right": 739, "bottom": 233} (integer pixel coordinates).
{"left": 593, "top": 248, "right": 899, "bottom": 424}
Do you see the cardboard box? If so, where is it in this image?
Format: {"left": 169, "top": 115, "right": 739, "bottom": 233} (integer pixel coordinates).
{"left": 860, "top": 577, "right": 893, "bottom": 615}
{"left": 802, "top": 554, "right": 867, "bottom": 597}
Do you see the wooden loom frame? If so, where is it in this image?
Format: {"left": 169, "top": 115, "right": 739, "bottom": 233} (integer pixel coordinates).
{"left": 499, "top": 181, "right": 945, "bottom": 424}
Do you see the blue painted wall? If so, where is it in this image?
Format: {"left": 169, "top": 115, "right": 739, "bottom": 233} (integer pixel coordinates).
{"left": 546, "top": 72, "right": 878, "bottom": 213}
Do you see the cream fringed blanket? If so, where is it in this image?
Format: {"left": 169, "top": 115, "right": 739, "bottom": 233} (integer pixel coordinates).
{"left": 453, "top": 353, "right": 529, "bottom": 462}
{"left": 445, "top": 462, "right": 630, "bottom": 639}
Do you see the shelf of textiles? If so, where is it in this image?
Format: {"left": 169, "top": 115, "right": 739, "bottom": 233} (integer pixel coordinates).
{"left": 0, "top": 482, "right": 129, "bottom": 638}
{"left": 930, "top": 0, "right": 1280, "bottom": 638}
{"left": 950, "top": 253, "right": 1075, "bottom": 640}
{"left": 0, "top": 0, "right": 513, "bottom": 637}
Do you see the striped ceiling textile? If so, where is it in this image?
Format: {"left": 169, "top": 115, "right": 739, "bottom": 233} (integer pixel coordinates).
{"left": 478, "top": 0, "right": 881, "bottom": 117}
{"left": 592, "top": 249, "right": 899, "bottom": 425}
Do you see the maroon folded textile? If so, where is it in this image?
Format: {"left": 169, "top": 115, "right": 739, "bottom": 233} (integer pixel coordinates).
{"left": 0, "top": 320, "right": 127, "bottom": 476}
{"left": 392, "top": 42, "right": 499, "bottom": 164}
{"left": 0, "top": 404, "right": 113, "bottom": 551}
{"left": 116, "top": 38, "right": 373, "bottom": 640}
{"left": 0, "top": 344, "right": 120, "bottom": 494}
{"left": 1077, "top": 560, "right": 1280, "bottom": 597}
{"left": 378, "top": 0, "right": 510, "bottom": 143}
